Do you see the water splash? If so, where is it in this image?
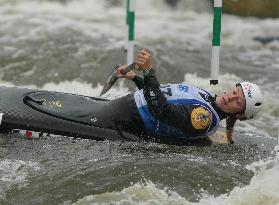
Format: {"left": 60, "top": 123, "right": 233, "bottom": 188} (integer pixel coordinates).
{"left": 0, "top": 159, "right": 40, "bottom": 197}
{"left": 73, "top": 145, "right": 279, "bottom": 205}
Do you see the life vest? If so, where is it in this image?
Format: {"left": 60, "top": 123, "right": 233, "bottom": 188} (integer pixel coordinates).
{"left": 133, "top": 83, "right": 220, "bottom": 139}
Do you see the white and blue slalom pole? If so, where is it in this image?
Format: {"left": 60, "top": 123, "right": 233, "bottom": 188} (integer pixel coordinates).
{"left": 210, "top": 0, "right": 222, "bottom": 85}
{"left": 125, "top": 0, "right": 129, "bottom": 52}
{"left": 126, "top": 0, "right": 135, "bottom": 65}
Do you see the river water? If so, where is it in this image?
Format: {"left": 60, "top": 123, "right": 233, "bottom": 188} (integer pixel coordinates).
{"left": 0, "top": 0, "right": 279, "bottom": 204}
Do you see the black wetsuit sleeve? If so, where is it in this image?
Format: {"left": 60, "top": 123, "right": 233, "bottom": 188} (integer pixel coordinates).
{"left": 143, "top": 69, "right": 210, "bottom": 135}
{"left": 132, "top": 75, "right": 144, "bottom": 90}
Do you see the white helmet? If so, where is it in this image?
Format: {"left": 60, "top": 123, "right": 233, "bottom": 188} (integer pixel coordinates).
{"left": 238, "top": 82, "right": 264, "bottom": 120}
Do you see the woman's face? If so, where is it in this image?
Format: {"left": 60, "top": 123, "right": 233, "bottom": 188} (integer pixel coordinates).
{"left": 216, "top": 85, "right": 246, "bottom": 115}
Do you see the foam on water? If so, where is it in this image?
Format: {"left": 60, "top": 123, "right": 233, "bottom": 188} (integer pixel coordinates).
{"left": 41, "top": 80, "right": 130, "bottom": 98}
{"left": 1, "top": 0, "right": 279, "bottom": 50}
{"left": 0, "top": 159, "right": 40, "bottom": 196}
{"left": 73, "top": 145, "right": 279, "bottom": 205}
{"left": 0, "top": 159, "right": 40, "bottom": 183}
{"left": 0, "top": 76, "right": 130, "bottom": 98}
{"left": 198, "top": 145, "right": 279, "bottom": 205}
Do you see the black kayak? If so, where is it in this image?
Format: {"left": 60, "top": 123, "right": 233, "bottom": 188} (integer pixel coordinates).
{"left": 0, "top": 86, "right": 226, "bottom": 145}
{"left": 0, "top": 86, "right": 140, "bottom": 141}
{"left": 0, "top": 86, "right": 276, "bottom": 146}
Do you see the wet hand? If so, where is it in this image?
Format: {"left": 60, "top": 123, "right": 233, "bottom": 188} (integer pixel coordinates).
{"left": 117, "top": 65, "right": 136, "bottom": 80}
{"left": 136, "top": 48, "right": 152, "bottom": 70}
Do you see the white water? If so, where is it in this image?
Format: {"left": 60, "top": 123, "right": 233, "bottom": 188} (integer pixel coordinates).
{"left": 73, "top": 144, "right": 279, "bottom": 205}
{"left": 0, "top": 159, "right": 40, "bottom": 197}
{"left": 0, "top": 0, "right": 279, "bottom": 47}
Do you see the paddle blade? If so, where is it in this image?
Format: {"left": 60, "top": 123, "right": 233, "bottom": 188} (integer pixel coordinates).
{"left": 100, "top": 65, "right": 120, "bottom": 96}
{"left": 100, "top": 83, "right": 113, "bottom": 96}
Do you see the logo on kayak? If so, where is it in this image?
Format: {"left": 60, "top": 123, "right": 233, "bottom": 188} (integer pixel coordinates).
{"left": 42, "top": 99, "right": 63, "bottom": 108}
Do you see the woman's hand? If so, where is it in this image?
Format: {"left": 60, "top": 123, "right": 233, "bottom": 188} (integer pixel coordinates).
{"left": 136, "top": 48, "right": 152, "bottom": 70}
{"left": 116, "top": 65, "right": 136, "bottom": 80}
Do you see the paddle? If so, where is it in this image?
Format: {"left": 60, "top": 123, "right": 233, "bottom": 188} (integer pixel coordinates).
{"left": 100, "top": 63, "right": 139, "bottom": 96}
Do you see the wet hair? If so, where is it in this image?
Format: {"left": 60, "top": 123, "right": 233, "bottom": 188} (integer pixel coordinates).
{"left": 226, "top": 115, "right": 237, "bottom": 130}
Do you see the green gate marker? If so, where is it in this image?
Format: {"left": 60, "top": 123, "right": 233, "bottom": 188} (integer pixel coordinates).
{"left": 210, "top": 0, "right": 222, "bottom": 85}
{"left": 127, "top": 0, "right": 135, "bottom": 65}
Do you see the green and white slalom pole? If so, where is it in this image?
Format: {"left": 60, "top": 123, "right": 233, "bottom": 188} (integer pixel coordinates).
{"left": 126, "top": 0, "right": 135, "bottom": 65}
{"left": 210, "top": 0, "right": 222, "bottom": 85}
